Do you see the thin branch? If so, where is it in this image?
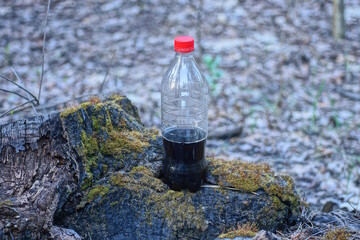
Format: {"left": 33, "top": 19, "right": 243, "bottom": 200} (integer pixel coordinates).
{"left": 0, "top": 94, "right": 93, "bottom": 117}
{"left": 99, "top": 49, "right": 116, "bottom": 94}
{"left": 197, "top": 0, "right": 204, "bottom": 58}
{"left": 208, "top": 125, "right": 243, "bottom": 139}
{"left": 337, "top": 88, "right": 360, "bottom": 101}
{"left": 11, "top": 67, "right": 38, "bottom": 115}
{"left": 35, "top": 94, "right": 92, "bottom": 111}
{"left": 9, "top": 230, "right": 14, "bottom": 240}
{"left": 0, "top": 100, "right": 36, "bottom": 118}
{"left": 0, "top": 88, "right": 28, "bottom": 101}
{"left": 38, "top": 0, "right": 51, "bottom": 102}
{"left": 0, "top": 73, "right": 38, "bottom": 103}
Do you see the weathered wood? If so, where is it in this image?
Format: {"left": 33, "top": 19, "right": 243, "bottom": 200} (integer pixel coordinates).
{"left": 0, "top": 113, "right": 79, "bottom": 239}
{"left": 0, "top": 96, "right": 301, "bottom": 239}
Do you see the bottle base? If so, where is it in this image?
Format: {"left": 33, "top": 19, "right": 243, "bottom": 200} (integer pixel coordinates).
{"left": 164, "top": 175, "right": 205, "bottom": 193}
{"left": 161, "top": 127, "right": 208, "bottom": 192}
{"left": 162, "top": 159, "right": 208, "bottom": 193}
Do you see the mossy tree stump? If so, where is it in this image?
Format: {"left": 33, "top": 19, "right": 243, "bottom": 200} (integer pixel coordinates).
{"left": 0, "top": 96, "right": 300, "bottom": 239}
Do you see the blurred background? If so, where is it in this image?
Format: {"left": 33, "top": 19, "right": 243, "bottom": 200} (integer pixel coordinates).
{"left": 0, "top": 0, "right": 359, "bottom": 212}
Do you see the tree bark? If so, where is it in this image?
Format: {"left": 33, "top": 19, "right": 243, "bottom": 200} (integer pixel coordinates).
{"left": 0, "top": 96, "right": 300, "bottom": 239}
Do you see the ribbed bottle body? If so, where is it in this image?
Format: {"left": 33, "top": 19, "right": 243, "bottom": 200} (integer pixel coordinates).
{"left": 161, "top": 52, "right": 209, "bottom": 192}
{"left": 161, "top": 52, "right": 208, "bottom": 138}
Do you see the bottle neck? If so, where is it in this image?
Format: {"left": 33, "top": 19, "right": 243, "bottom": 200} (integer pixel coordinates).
{"left": 175, "top": 51, "right": 194, "bottom": 59}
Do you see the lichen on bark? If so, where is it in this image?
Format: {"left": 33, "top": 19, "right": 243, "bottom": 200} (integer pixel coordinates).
{"left": 218, "top": 223, "right": 259, "bottom": 239}
{"left": 55, "top": 96, "right": 301, "bottom": 239}
{"left": 109, "top": 166, "right": 208, "bottom": 232}
{"left": 1, "top": 95, "right": 302, "bottom": 239}
{"left": 208, "top": 158, "right": 300, "bottom": 217}
{"left": 60, "top": 95, "right": 158, "bottom": 191}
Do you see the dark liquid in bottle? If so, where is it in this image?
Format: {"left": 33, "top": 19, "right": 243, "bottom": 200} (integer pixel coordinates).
{"left": 162, "top": 127, "right": 208, "bottom": 192}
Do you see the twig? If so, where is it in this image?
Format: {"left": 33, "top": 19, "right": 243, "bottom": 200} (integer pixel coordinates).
{"left": 35, "top": 94, "right": 93, "bottom": 111}
{"left": 337, "top": 89, "right": 360, "bottom": 101}
{"left": 11, "top": 67, "right": 38, "bottom": 115}
{"left": 0, "top": 100, "right": 36, "bottom": 118}
{"left": 0, "top": 88, "right": 28, "bottom": 101}
{"left": 0, "top": 94, "right": 93, "bottom": 117}
{"left": 38, "top": 0, "right": 51, "bottom": 102}
{"left": 189, "top": 0, "right": 204, "bottom": 58}
{"left": 208, "top": 125, "right": 243, "bottom": 139}
{"left": 200, "top": 184, "right": 259, "bottom": 194}
{"left": 0, "top": 74, "right": 38, "bottom": 103}
{"left": 9, "top": 230, "right": 14, "bottom": 240}
{"left": 99, "top": 49, "right": 116, "bottom": 94}
{"left": 197, "top": 0, "right": 204, "bottom": 58}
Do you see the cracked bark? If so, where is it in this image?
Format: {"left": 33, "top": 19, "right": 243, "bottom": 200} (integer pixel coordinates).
{"left": 0, "top": 96, "right": 300, "bottom": 239}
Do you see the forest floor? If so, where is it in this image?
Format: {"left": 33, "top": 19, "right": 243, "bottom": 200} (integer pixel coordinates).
{"left": 0, "top": 0, "right": 360, "bottom": 212}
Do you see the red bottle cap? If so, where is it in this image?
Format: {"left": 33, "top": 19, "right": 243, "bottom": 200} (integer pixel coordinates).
{"left": 174, "top": 36, "right": 194, "bottom": 53}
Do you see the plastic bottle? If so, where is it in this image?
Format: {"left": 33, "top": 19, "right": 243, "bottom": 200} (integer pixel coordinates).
{"left": 161, "top": 36, "right": 209, "bottom": 192}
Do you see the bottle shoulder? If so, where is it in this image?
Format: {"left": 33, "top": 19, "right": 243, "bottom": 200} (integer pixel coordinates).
{"left": 161, "top": 58, "right": 209, "bottom": 95}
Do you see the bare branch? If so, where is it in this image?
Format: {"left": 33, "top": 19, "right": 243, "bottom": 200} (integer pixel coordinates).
{"left": 0, "top": 94, "right": 94, "bottom": 118}
{"left": 337, "top": 89, "right": 360, "bottom": 101}
{"left": 0, "top": 88, "right": 28, "bottom": 101}
{"left": 0, "top": 73, "right": 38, "bottom": 103}
{"left": 0, "top": 100, "right": 36, "bottom": 118}
{"left": 333, "top": 0, "right": 345, "bottom": 39}
{"left": 99, "top": 49, "right": 116, "bottom": 94}
{"left": 35, "top": 94, "right": 93, "bottom": 111}
{"left": 11, "top": 67, "right": 38, "bottom": 115}
{"left": 208, "top": 125, "right": 243, "bottom": 139}
{"left": 38, "top": 0, "right": 51, "bottom": 102}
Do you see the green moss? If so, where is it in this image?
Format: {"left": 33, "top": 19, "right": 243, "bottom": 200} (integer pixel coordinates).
{"left": 100, "top": 130, "right": 149, "bottom": 159}
{"left": 145, "top": 127, "right": 159, "bottom": 141}
{"left": 60, "top": 96, "right": 104, "bottom": 119}
{"left": 72, "top": 97, "right": 148, "bottom": 178}
{"left": 323, "top": 228, "right": 351, "bottom": 240}
{"left": 105, "top": 110, "right": 114, "bottom": 132}
{"left": 110, "top": 201, "right": 119, "bottom": 206}
{"left": 108, "top": 95, "right": 132, "bottom": 114}
{"left": 87, "top": 185, "right": 110, "bottom": 202}
{"left": 144, "top": 189, "right": 207, "bottom": 231}
{"left": 209, "top": 159, "right": 299, "bottom": 208}
{"left": 81, "top": 176, "right": 94, "bottom": 191}
{"left": 108, "top": 94, "right": 126, "bottom": 101}
{"left": 130, "top": 166, "right": 152, "bottom": 175}
{"left": 80, "top": 102, "right": 93, "bottom": 109}
{"left": 80, "top": 130, "right": 100, "bottom": 188}
{"left": 60, "top": 96, "right": 154, "bottom": 191}
{"left": 110, "top": 173, "right": 126, "bottom": 188}
{"left": 103, "top": 164, "right": 108, "bottom": 173}
{"left": 92, "top": 116, "right": 100, "bottom": 132}
{"left": 110, "top": 166, "right": 164, "bottom": 193}
{"left": 262, "top": 174, "right": 297, "bottom": 204}
{"left": 256, "top": 195, "right": 287, "bottom": 228}
{"left": 270, "top": 195, "right": 286, "bottom": 210}
{"left": 60, "top": 105, "right": 82, "bottom": 119}
{"left": 81, "top": 130, "right": 99, "bottom": 156}
{"left": 218, "top": 223, "right": 258, "bottom": 239}
{"left": 0, "top": 200, "right": 12, "bottom": 207}
{"left": 210, "top": 158, "right": 271, "bottom": 192}
{"left": 110, "top": 168, "right": 208, "bottom": 232}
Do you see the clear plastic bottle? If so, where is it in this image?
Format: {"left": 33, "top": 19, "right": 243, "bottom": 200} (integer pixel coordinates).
{"left": 161, "top": 36, "right": 209, "bottom": 192}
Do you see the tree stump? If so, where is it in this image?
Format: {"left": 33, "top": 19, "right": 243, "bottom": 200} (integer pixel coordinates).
{"left": 0, "top": 96, "right": 300, "bottom": 239}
